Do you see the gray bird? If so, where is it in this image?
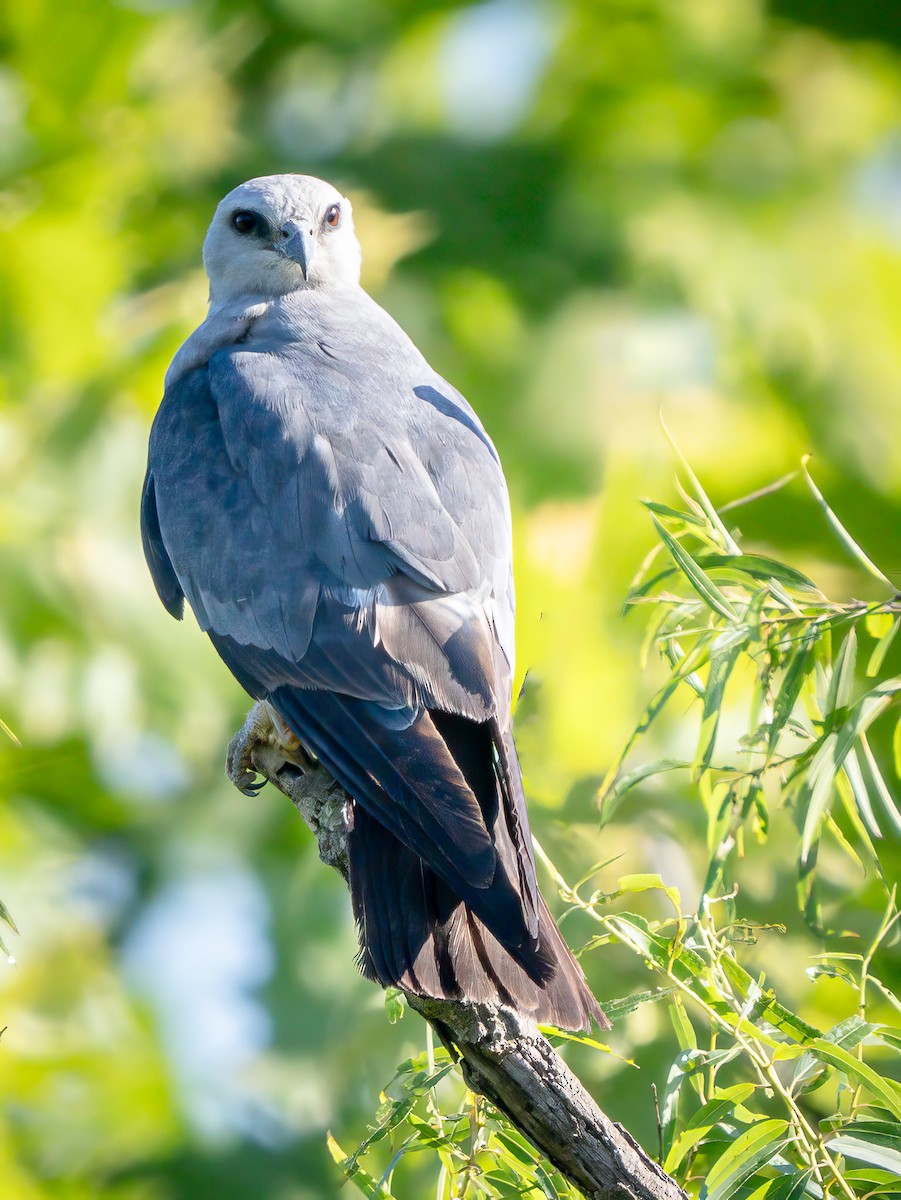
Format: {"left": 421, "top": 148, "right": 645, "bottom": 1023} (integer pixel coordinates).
{"left": 141, "top": 174, "right": 606, "bottom": 1031}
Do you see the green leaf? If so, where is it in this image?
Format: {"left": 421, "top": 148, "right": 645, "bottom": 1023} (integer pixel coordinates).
{"left": 700, "top": 553, "right": 817, "bottom": 592}
{"left": 842, "top": 747, "right": 883, "bottom": 839}
{"left": 824, "top": 628, "right": 858, "bottom": 725}
{"left": 718, "top": 955, "right": 821, "bottom": 1043}
{"left": 0, "top": 716, "right": 20, "bottom": 746}
{"left": 695, "top": 643, "right": 742, "bottom": 777}
{"left": 534, "top": 1164, "right": 562, "bottom": 1199}
{"left": 767, "top": 632, "right": 815, "bottom": 759}
{"left": 701, "top": 1118, "right": 792, "bottom": 1200}
{"left": 802, "top": 457, "right": 895, "bottom": 589}
{"left": 829, "top": 1123, "right": 901, "bottom": 1176}
{"left": 544, "top": 1028, "right": 633, "bottom": 1064}
{"left": 598, "top": 759, "right": 690, "bottom": 826}
{"left": 651, "top": 516, "right": 739, "bottom": 620}
{"left": 860, "top": 733, "right": 901, "bottom": 836}
{"left": 599, "top": 986, "right": 677, "bottom": 1023}
{"left": 867, "top": 616, "right": 900, "bottom": 677}
{"left": 755, "top": 1172, "right": 816, "bottom": 1200}
{"left": 384, "top": 987, "right": 406, "bottom": 1024}
{"left": 327, "top": 1132, "right": 398, "bottom": 1199}
{"left": 0, "top": 898, "right": 18, "bottom": 935}
{"left": 842, "top": 1173, "right": 901, "bottom": 1196}
{"left": 791, "top": 1015, "right": 878, "bottom": 1093}
{"left": 642, "top": 499, "right": 707, "bottom": 526}
{"left": 799, "top": 680, "right": 901, "bottom": 864}
{"left": 495, "top": 1131, "right": 537, "bottom": 1167}
{"left": 808, "top": 1040, "right": 901, "bottom": 1119}
{"left": 661, "top": 414, "right": 741, "bottom": 555}
{"left": 611, "top": 872, "right": 682, "bottom": 915}
{"left": 663, "top": 1083, "right": 757, "bottom": 1172}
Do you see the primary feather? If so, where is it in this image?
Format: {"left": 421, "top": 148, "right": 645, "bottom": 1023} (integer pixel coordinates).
{"left": 142, "top": 174, "right": 606, "bottom": 1031}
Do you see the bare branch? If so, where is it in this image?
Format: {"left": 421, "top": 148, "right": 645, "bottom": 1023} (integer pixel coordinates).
{"left": 229, "top": 703, "right": 687, "bottom": 1200}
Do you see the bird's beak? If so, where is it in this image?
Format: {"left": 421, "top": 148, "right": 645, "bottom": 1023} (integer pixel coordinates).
{"left": 278, "top": 222, "right": 315, "bottom": 279}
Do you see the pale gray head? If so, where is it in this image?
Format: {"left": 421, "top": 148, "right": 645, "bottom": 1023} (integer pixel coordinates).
{"left": 203, "top": 174, "right": 362, "bottom": 303}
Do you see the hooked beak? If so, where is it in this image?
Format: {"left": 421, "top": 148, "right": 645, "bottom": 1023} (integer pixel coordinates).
{"left": 278, "top": 221, "right": 315, "bottom": 279}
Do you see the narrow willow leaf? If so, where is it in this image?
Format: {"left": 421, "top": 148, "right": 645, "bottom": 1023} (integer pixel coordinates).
{"left": 495, "top": 1131, "right": 537, "bottom": 1166}
{"left": 702, "top": 1118, "right": 791, "bottom": 1200}
{"left": 768, "top": 633, "right": 815, "bottom": 759}
{"left": 809, "top": 1040, "right": 901, "bottom": 1119}
{"left": 828, "top": 1133, "right": 901, "bottom": 1175}
{"left": 642, "top": 499, "right": 707, "bottom": 526}
{"left": 824, "top": 628, "right": 857, "bottom": 726}
{"left": 718, "top": 956, "right": 821, "bottom": 1042}
{"left": 797, "top": 837, "right": 823, "bottom": 934}
{"left": 651, "top": 516, "right": 739, "bottom": 620}
{"left": 860, "top": 733, "right": 901, "bottom": 836}
{"left": 0, "top": 899, "right": 18, "bottom": 935}
{"left": 384, "top": 987, "right": 406, "bottom": 1024}
{"left": 757, "top": 1172, "right": 816, "bottom": 1200}
{"left": 543, "top": 1028, "right": 634, "bottom": 1064}
{"left": 612, "top": 872, "right": 682, "bottom": 914}
{"left": 638, "top": 599, "right": 677, "bottom": 667}
{"left": 720, "top": 470, "right": 801, "bottom": 514}
{"left": 625, "top": 566, "right": 681, "bottom": 609}
{"left": 661, "top": 1046, "right": 705, "bottom": 1155}
{"left": 0, "top": 717, "right": 20, "bottom": 746}
{"left": 534, "top": 1164, "right": 562, "bottom": 1199}
{"left": 830, "top": 1120, "right": 901, "bottom": 1157}
{"left": 599, "top": 987, "right": 676, "bottom": 1023}
{"left": 842, "top": 1168, "right": 901, "bottom": 1196}
{"left": 663, "top": 639, "right": 706, "bottom": 699}
{"left": 661, "top": 414, "right": 741, "bottom": 554}
{"left": 867, "top": 616, "right": 900, "bottom": 677}
{"left": 802, "top": 457, "right": 895, "bottom": 589}
{"left": 598, "top": 637, "right": 719, "bottom": 802}
{"left": 696, "top": 554, "right": 818, "bottom": 592}
{"left": 327, "top": 1132, "right": 398, "bottom": 1199}
{"left": 798, "top": 733, "right": 839, "bottom": 867}
{"left": 791, "top": 1015, "right": 878, "bottom": 1093}
{"left": 663, "top": 1083, "right": 757, "bottom": 1172}
{"left": 842, "top": 747, "right": 883, "bottom": 839}
{"left": 800, "top": 679, "right": 901, "bottom": 863}
{"left": 597, "top": 759, "right": 689, "bottom": 827}
{"left": 695, "top": 646, "right": 742, "bottom": 777}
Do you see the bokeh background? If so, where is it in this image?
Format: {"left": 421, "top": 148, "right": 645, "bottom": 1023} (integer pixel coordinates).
{"left": 1, "top": 0, "right": 900, "bottom": 1196}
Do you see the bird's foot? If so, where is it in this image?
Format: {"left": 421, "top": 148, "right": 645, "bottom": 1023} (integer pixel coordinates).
{"left": 226, "top": 701, "right": 307, "bottom": 796}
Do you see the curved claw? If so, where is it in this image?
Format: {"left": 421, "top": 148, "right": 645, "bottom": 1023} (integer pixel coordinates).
{"left": 225, "top": 701, "right": 309, "bottom": 797}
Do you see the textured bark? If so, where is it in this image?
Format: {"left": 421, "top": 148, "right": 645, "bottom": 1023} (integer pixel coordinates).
{"left": 228, "top": 704, "right": 687, "bottom": 1200}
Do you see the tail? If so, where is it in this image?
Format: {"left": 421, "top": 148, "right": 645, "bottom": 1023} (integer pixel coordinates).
{"left": 348, "top": 804, "right": 606, "bottom": 1031}
{"left": 269, "top": 686, "right": 608, "bottom": 1032}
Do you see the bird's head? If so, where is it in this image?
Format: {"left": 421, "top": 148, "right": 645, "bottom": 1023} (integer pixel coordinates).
{"left": 203, "top": 174, "right": 362, "bottom": 303}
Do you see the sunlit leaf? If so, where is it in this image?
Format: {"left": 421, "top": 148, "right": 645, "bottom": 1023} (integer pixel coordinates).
{"left": 807, "top": 1041, "right": 901, "bottom": 1119}
{"left": 828, "top": 1121, "right": 901, "bottom": 1176}
{"left": 801, "top": 458, "right": 895, "bottom": 590}
{"left": 663, "top": 1083, "right": 757, "bottom": 1172}
{"left": 597, "top": 759, "right": 690, "bottom": 826}
{"left": 651, "top": 516, "right": 739, "bottom": 621}
{"left": 867, "top": 616, "right": 900, "bottom": 677}
{"left": 660, "top": 414, "right": 741, "bottom": 555}
{"left": 599, "top": 986, "right": 677, "bottom": 1023}
{"left": 701, "top": 1118, "right": 792, "bottom": 1200}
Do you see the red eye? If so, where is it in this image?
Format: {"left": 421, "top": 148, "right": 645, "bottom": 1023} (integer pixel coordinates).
{"left": 324, "top": 204, "right": 341, "bottom": 228}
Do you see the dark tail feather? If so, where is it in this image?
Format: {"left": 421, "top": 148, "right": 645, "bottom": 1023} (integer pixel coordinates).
{"left": 348, "top": 805, "right": 608, "bottom": 1032}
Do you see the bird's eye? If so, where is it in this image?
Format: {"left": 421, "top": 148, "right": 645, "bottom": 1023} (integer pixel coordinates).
{"left": 324, "top": 204, "right": 341, "bottom": 229}
{"left": 232, "top": 211, "right": 259, "bottom": 235}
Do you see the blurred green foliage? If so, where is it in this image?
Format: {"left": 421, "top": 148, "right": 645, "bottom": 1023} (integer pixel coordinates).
{"left": 0, "top": 0, "right": 900, "bottom": 1197}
